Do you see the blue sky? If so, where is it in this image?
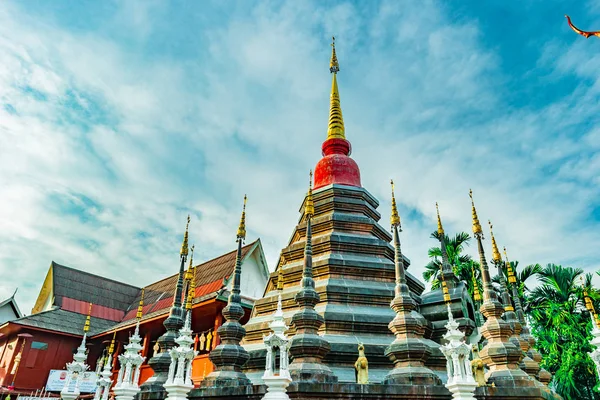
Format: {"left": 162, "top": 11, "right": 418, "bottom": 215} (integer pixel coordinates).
{"left": 1, "top": 1, "right": 600, "bottom": 313}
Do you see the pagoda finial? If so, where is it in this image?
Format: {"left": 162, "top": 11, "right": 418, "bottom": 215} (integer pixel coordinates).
{"left": 83, "top": 303, "right": 92, "bottom": 333}
{"left": 305, "top": 170, "right": 315, "bottom": 217}
{"left": 108, "top": 331, "right": 116, "bottom": 355}
{"left": 440, "top": 264, "right": 451, "bottom": 304}
{"left": 471, "top": 264, "right": 481, "bottom": 302}
{"left": 503, "top": 247, "right": 517, "bottom": 284}
{"left": 470, "top": 190, "right": 482, "bottom": 236}
{"left": 185, "top": 245, "right": 195, "bottom": 281}
{"left": 436, "top": 202, "right": 444, "bottom": 235}
{"left": 180, "top": 215, "right": 191, "bottom": 256}
{"left": 326, "top": 36, "right": 345, "bottom": 140}
{"left": 186, "top": 263, "right": 196, "bottom": 311}
{"left": 237, "top": 195, "right": 247, "bottom": 241}
{"left": 277, "top": 266, "right": 284, "bottom": 291}
{"left": 390, "top": 180, "right": 401, "bottom": 229}
{"left": 136, "top": 289, "right": 145, "bottom": 320}
{"left": 488, "top": 221, "right": 502, "bottom": 263}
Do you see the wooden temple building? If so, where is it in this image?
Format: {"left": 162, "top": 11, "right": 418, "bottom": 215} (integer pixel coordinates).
{"left": 0, "top": 38, "right": 562, "bottom": 400}
{"left": 0, "top": 239, "right": 269, "bottom": 393}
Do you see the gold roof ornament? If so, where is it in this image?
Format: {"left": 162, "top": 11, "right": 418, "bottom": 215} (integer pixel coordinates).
{"left": 180, "top": 215, "right": 191, "bottom": 256}
{"left": 436, "top": 202, "right": 444, "bottom": 236}
{"left": 390, "top": 180, "right": 401, "bottom": 228}
{"left": 488, "top": 221, "right": 502, "bottom": 263}
{"left": 439, "top": 263, "right": 451, "bottom": 303}
{"left": 503, "top": 247, "right": 517, "bottom": 285}
{"left": 327, "top": 36, "right": 345, "bottom": 140}
{"left": 108, "top": 331, "right": 116, "bottom": 355}
{"left": 469, "top": 189, "right": 483, "bottom": 236}
{"left": 566, "top": 15, "right": 600, "bottom": 39}
{"left": 186, "top": 263, "right": 196, "bottom": 311}
{"left": 237, "top": 195, "right": 247, "bottom": 240}
{"left": 305, "top": 170, "right": 315, "bottom": 217}
{"left": 277, "top": 266, "right": 284, "bottom": 291}
{"left": 83, "top": 302, "right": 93, "bottom": 333}
{"left": 472, "top": 265, "right": 482, "bottom": 302}
{"left": 185, "top": 245, "right": 195, "bottom": 281}
{"left": 136, "top": 288, "right": 145, "bottom": 320}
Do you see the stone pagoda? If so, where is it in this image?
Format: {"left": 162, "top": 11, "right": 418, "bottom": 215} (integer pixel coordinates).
{"left": 61, "top": 303, "right": 93, "bottom": 400}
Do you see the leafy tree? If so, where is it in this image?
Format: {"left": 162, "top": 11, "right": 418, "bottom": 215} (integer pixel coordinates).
{"left": 528, "top": 265, "right": 600, "bottom": 400}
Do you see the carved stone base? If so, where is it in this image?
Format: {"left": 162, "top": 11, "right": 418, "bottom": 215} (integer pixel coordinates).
{"left": 164, "top": 382, "right": 193, "bottom": 400}
{"left": 262, "top": 375, "right": 292, "bottom": 400}
{"left": 446, "top": 381, "right": 477, "bottom": 400}
{"left": 60, "top": 391, "right": 79, "bottom": 400}
{"left": 114, "top": 386, "right": 142, "bottom": 400}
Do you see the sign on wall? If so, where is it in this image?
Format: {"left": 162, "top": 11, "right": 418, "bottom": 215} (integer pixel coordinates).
{"left": 45, "top": 370, "right": 98, "bottom": 393}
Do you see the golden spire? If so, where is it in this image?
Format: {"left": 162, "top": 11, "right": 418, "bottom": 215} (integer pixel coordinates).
{"left": 180, "top": 215, "right": 191, "bottom": 256}
{"left": 185, "top": 245, "right": 195, "bottom": 281}
{"left": 488, "top": 221, "right": 502, "bottom": 263}
{"left": 108, "top": 331, "right": 116, "bottom": 355}
{"left": 277, "top": 266, "right": 284, "bottom": 291}
{"left": 469, "top": 189, "right": 482, "bottom": 236}
{"left": 305, "top": 170, "right": 315, "bottom": 217}
{"left": 136, "top": 288, "right": 145, "bottom": 320}
{"left": 503, "top": 247, "right": 517, "bottom": 284}
{"left": 326, "top": 36, "right": 345, "bottom": 140}
{"left": 472, "top": 265, "right": 482, "bottom": 302}
{"left": 439, "top": 264, "right": 451, "bottom": 303}
{"left": 436, "top": 202, "right": 444, "bottom": 235}
{"left": 581, "top": 277, "right": 600, "bottom": 326}
{"left": 83, "top": 302, "right": 92, "bottom": 333}
{"left": 186, "top": 263, "right": 196, "bottom": 311}
{"left": 390, "top": 180, "right": 401, "bottom": 228}
{"left": 237, "top": 195, "right": 247, "bottom": 240}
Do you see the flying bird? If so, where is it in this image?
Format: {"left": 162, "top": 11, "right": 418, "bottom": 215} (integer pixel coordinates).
{"left": 566, "top": 15, "right": 600, "bottom": 38}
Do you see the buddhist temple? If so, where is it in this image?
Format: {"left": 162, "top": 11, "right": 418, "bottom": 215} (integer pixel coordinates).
{"left": 0, "top": 38, "right": 563, "bottom": 400}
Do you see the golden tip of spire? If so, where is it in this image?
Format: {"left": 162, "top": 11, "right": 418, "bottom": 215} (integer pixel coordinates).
{"left": 471, "top": 265, "right": 482, "bottom": 301}
{"left": 488, "top": 220, "right": 501, "bottom": 262}
{"left": 108, "top": 331, "right": 116, "bottom": 354}
{"left": 180, "top": 215, "right": 191, "bottom": 256}
{"left": 436, "top": 202, "right": 444, "bottom": 235}
{"left": 186, "top": 262, "right": 196, "bottom": 311}
{"left": 277, "top": 266, "right": 284, "bottom": 291}
{"left": 237, "top": 195, "right": 247, "bottom": 240}
{"left": 83, "top": 302, "right": 92, "bottom": 333}
{"left": 330, "top": 36, "right": 339, "bottom": 73}
{"left": 136, "top": 288, "right": 145, "bottom": 320}
{"left": 305, "top": 170, "right": 315, "bottom": 217}
{"left": 185, "top": 245, "right": 195, "bottom": 281}
{"left": 390, "top": 179, "right": 401, "bottom": 228}
{"left": 469, "top": 189, "right": 482, "bottom": 235}
{"left": 503, "top": 246, "right": 517, "bottom": 284}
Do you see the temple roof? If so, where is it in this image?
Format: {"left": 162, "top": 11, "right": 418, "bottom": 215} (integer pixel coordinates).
{"left": 9, "top": 308, "right": 115, "bottom": 336}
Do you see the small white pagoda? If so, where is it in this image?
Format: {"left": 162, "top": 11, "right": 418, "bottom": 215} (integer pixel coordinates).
{"left": 94, "top": 333, "right": 116, "bottom": 400}
{"left": 440, "top": 283, "right": 477, "bottom": 400}
{"left": 262, "top": 286, "right": 291, "bottom": 400}
{"left": 114, "top": 291, "right": 146, "bottom": 400}
{"left": 61, "top": 304, "right": 93, "bottom": 400}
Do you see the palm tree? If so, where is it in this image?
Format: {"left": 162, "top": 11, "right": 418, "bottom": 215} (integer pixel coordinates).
{"left": 528, "top": 265, "right": 599, "bottom": 400}
{"left": 423, "top": 231, "right": 483, "bottom": 299}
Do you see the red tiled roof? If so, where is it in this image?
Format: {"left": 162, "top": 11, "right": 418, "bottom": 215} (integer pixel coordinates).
{"left": 61, "top": 297, "right": 125, "bottom": 322}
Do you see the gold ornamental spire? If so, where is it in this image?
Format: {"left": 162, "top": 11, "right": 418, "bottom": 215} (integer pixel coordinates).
{"left": 185, "top": 245, "right": 195, "bottom": 281}
{"left": 439, "top": 263, "right": 451, "bottom": 303}
{"left": 469, "top": 189, "right": 482, "bottom": 236}
{"left": 436, "top": 202, "right": 444, "bottom": 235}
{"left": 305, "top": 170, "right": 315, "bottom": 217}
{"left": 472, "top": 265, "right": 482, "bottom": 302}
{"left": 326, "top": 36, "right": 345, "bottom": 140}
{"left": 108, "top": 331, "right": 116, "bottom": 355}
{"left": 237, "top": 195, "right": 247, "bottom": 240}
{"left": 503, "top": 247, "right": 517, "bottom": 284}
{"left": 186, "top": 263, "right": 196, "bottom": 311}
{"left": 277, "top": 266, "right": 284, "bottom": 291}
{"left": 488, "top": 221, "right": 502, "bottom": 263}
{"left": 582, "top": 277, "right": 600, "bottom": 326}
{"left": 83, "top": 302, "right": 93, "bottom": 333}
{"left": 136, "top": 288, "right": 145, "bottom": 320}
{"left": 390, "top": 180, "right": 401, "bottom": 228}
{"left": 180, "top": 215, "right": 191, "bottom": 256}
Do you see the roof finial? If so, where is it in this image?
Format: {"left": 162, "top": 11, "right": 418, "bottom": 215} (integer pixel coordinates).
{"left": 185, "top": 245, "right": 195, "bottom": 281}
{"left": 305, "top": 170, "right": 315, "bottom": 217}
{"left": 136, "top": 289, "right": 145, "bottom": 320}
{"left": 436, "top": 202, "right": 444, "bottom": 235}
{"left": 503, "top": 247, "right": 517, "bottom": 284}
{"left": 180, "top": 215, "right": 191, "bottom": 256}
{"left": 469, "top": 189, "right": 483, "bottom": 236}
{"left": 237, "top": 195, "right": 247, "bottom": 241}
{"left": 108, "top": 331, "right": 116, "bottom": 355}
{"left": 277, "top": 266, "right": 284, "bottom": 291}
{"left": 390, "top": 180, "right": 401, "bottom": 229}
{"left": 488, "top": 221, "right": 501, "bottom": 263}
{"left": 440, "top": 263, "right": 451, "bottom": 304}
{"left": 471, "top": 264, "right": 481, "bottom": 302}
{"left": 186, "top": 261, "right": 196, "bottom": 311}
{"left": 83, "top": 302, "right": 92, "bottom": 333}
{"left": 326, "top": 37, "right": 345, "bottom": 140}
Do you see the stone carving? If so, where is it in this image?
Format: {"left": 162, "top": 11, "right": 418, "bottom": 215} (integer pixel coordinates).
{"left": 114, "top": 322, "right": 145, "bottom": 400}
{"left": 354, "top": 344, "right": 368, "bottom": 384}
{"left": 94, "top": 352, "right": 114, "bottom": 400}
{"left": 164, "top": 311, "right": 197, "bottom": 400}
{"left": 470, "top": 345, "right": 486, "bottom": 388}
{"left": 61, "top": 333, "right": 90, "bottom": 400}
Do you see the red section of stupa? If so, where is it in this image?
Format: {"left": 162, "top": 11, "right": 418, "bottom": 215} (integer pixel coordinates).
{"left": 313, "top": 138, "right": 361, "bottom": 189}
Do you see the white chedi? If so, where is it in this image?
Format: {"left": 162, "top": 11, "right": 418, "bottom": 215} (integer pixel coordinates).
{"left": 262, "top": 293, "right": 291, "bottom": 400}
{"left": 94, "top": 353, "right": 114, "bottom": 400}
{"left": 440, "top": 304, "right": 477, "bottom": 400}
{"left": 61, "top": 333, "right": 90, "bottom": 400}
{"left": 588, "top": 312, "right": 600, "bottom": 384}
{"left": 113, "top": 323, "right": 146, "bottom": 400}
{"left": 164, "top": 311, "right": 198, "bottom": 400}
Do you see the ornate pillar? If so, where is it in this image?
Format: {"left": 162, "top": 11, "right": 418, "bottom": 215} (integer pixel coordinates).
{"left": 164, "top": 311, "right": 197, "bottom": 400}
{"left": 61, "top": 304, "right": 93, "bottom": 400}
{"left": 262, "top": 293, "right": 292, "bottom": 400}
